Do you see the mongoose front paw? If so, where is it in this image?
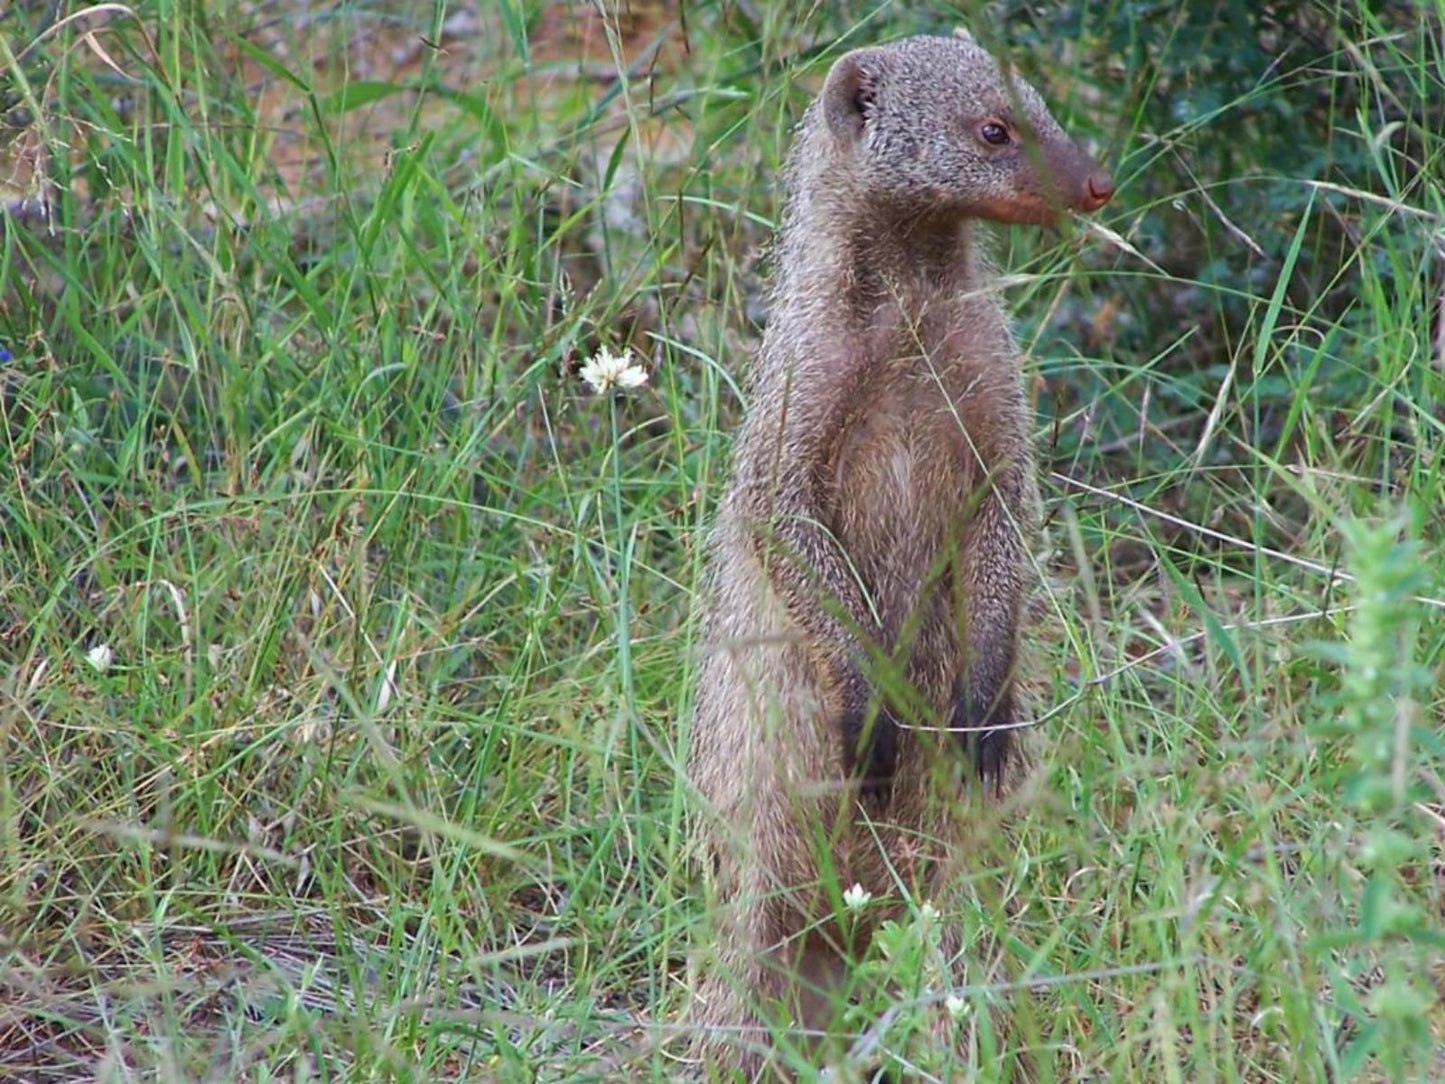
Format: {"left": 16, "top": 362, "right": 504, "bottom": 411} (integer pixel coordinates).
{"left": 949, "top": 685, "right": 1014, "bottom": 791}
{"left": 840, "top": 681, "right": 900, "bottom": 805}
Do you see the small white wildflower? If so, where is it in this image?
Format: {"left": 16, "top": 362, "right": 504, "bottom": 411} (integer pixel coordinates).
{"left": 579, "top": 345, "right": 648, "bottom": 395}
{"left": 945, "top": 994, "right": 968, "bottom": 1018}
{"left": 842, "top": 883, "right": 872, "bottom": 910}
{"left": 918, "top": 901, "right": 941, "bottom": 924}
{"left": 85, "top": 644, "right": 114, "bottom": 671}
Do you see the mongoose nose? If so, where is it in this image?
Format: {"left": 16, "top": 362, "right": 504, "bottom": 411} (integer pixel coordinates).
{"left": 1083, "top": 170, "right": 1115, "bottom": 211}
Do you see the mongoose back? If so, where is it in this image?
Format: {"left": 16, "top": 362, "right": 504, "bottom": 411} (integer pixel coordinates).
{"left": 686, "top": 29, "right": 1113, "bottom": 1078}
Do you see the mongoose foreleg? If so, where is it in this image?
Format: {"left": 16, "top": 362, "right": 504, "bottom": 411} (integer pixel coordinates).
{"left": 950, "top": 471, "right": 1030, "bottom": 791}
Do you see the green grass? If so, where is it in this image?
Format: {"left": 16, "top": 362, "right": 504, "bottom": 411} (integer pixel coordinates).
{"left": 1, "top": 1, "right": 1442, "bottom": 1081}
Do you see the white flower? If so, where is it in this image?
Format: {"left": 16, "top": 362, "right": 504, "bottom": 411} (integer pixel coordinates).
{"left": 918, "top": 901, "right": 941, "bottom": 924}
{"left": 842, "top": 883, "right": 872, "bottom": 910}
{"left": 945, "top": 994, "right": 968, "bottom": 1018}
{"left": 578, "top": 345, "right": 647, "bottom": 394}
{"left": 85, "top": 644, "right": 114, "bottom": 671}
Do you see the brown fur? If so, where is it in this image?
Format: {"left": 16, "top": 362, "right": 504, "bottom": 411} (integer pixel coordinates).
{"left": 685, "top": 30, "right": 1112, "bottom": 1080}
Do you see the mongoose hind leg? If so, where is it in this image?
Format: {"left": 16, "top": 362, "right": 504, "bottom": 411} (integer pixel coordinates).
{"left": 693, "top": 827, "right": 856, "bottom": 1079}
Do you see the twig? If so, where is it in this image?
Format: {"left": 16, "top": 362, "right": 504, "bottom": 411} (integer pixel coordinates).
{"left": 1049, "top": 470, "right": 1445, "bottom": 610}
{"left": 1032, "top": 604, "right": 1357, "bottom": 727}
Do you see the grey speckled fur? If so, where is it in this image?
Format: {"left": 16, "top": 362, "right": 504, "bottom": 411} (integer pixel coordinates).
{"left": 684, "top": 30, "right": 1112, "bottom": 1080}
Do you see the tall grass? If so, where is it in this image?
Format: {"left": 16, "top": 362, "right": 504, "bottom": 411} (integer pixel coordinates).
{"left": 1, "top": 1, "right": 1440, "bottom": 1080}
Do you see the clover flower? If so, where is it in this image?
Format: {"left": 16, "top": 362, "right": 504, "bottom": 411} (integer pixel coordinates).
{"left": 579, "top": 345, "right": 647, "bottom": 394}
{"left": 842, "top": 883, "right": 873, "bottom": 910}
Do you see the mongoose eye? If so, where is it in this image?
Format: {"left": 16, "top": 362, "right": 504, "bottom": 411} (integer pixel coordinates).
{"left": 979, "top": 122, "right": 1011, "bottom": 146}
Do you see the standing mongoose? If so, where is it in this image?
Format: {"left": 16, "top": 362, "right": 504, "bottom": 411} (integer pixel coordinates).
{"left": 685, "top": 29, "right": 1114, "bottom": 1079}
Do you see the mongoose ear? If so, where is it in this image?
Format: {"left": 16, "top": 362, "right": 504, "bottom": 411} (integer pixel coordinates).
{"left": 953, "top": 26, "right": 975, "bottom": 44}
{"left": 822, "top": 50, "right": 880, "bottom": 145}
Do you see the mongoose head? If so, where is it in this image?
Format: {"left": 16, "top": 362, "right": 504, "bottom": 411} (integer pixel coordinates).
{"left": 820, "top": 32, "right": 1114, "bottom": 225}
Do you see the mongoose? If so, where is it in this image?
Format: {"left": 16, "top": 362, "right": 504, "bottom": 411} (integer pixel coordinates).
{"left": 685, "top": 29, "right": 1113, "bottom": 1079}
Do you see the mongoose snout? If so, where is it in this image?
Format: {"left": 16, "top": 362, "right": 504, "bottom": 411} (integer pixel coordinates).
{"left": 1084, "top": 169, "right": 1116, "bottom": 210}
{"left": 1050, "top": 145, "right": 1114, "bottom": 215}
{"left": 1009, "top": 131, "right": 1115, "bottom": 222}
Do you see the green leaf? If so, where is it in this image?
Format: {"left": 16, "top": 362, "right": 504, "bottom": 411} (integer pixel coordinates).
{"left": 1253, "top": 189, "right": 1315, "bottom": 375}
{"left": 318, "top": 80, "right": 408, "bottom": 116}
{"left": 226, "top": 35, "right": 310, "bottom": 92}
{"left": 1358, "top": 872, "right": 1389, "bottom": 940}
